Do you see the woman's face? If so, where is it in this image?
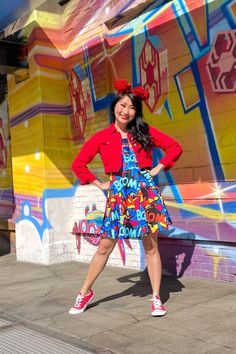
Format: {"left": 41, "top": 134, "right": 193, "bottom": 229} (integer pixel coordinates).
{"left": 114, "top": 95, "right": 136, "bottom": 129}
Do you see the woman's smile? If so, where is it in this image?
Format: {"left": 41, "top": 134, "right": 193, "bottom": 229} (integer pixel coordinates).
{"left": 114, "top": 96, "right": 136, "bottom": 129}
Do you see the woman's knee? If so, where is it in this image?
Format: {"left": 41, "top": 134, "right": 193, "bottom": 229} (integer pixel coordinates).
{"left": 142, "top": 235, "right": 158, "bottom": 257}
{"left": 144, "top": 246, "right": 158, "bottom": 257}
{"left": 97, "top": 239, "right": 116, "bottom": 256}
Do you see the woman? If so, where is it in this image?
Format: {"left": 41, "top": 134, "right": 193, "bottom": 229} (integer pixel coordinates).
{"left": 70, "top": 79, "right": 183, "bottom": 316}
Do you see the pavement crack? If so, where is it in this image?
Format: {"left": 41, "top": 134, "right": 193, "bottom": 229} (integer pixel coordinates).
{"left": 80, "top": 330, "right": 110, "bottom": 341}
{"left": 129, "top": 314, "right": 140, "bottom": 323}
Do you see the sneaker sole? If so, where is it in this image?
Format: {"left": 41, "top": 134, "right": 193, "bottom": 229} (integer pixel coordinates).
{"left": 151, "top": 310, "right": 167, "bottom": 317}
{"left": 69, "top": 292, "right": 95, "bottom": 315}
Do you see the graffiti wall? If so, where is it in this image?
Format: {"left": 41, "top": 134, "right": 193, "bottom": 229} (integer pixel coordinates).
{"left": 5, "top": 0, "right": 236, "bottom": 280}
{"left": 7, "top": 9, "right": 76, "bottom": 263}
{"left": 69, "top": 0, "right": 236, "bottom": 281}
{"left": 0, "top": 75, "right": 14, "bottom": 220}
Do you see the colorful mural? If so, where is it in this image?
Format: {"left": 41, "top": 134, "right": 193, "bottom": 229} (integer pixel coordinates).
{"left": 73, "top": 204, "right": 133, "bottom": 265}
{"left": 4, "top": 0, "right": 236, "bottom": 280}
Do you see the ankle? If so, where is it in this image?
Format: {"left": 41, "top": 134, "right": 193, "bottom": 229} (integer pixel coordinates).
{"left": 80, "top": 289, "right": 90, "bottom": 296}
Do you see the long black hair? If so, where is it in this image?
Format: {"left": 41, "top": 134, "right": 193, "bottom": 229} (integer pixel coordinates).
{"left": 111, "top": 92, "right": 153, "bottom": 152}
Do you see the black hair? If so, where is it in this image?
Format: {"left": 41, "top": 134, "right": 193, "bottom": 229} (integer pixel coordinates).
{"left": 111, "top": 92, "right": 153, "bottom": 152}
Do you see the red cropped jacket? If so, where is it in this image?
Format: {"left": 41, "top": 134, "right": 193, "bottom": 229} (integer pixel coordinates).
{"left": 72, "top": 124, "right": 183, "bottom": 184}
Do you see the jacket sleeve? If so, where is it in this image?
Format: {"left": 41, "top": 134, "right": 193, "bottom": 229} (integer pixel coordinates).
{"left": 72, "top": 134, "right": 100, "bottom": 184}
{"left": 149, "top": 126, "right": 183, "bottom": 170}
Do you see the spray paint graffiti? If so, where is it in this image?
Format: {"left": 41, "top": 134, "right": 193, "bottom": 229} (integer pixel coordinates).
{"left": 69, "top": 65, "right": 94, "bottom": 142}
{"left": 206, "top": 30, "right": 236, "bottom": 93}
{"left": 4, "top": 0, "right": 236, "bottom": 278}
{"left": 73, "top": 204, "right": 133, "bottom": 265}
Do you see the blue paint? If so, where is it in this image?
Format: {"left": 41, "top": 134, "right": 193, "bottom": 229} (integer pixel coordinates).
{"left": 172, "top": 2, "right": 194, "bottom": 59}
{"left": 174, "top": 63, "right": 225, "bottom": 181}
{"left": 164, "top": 98, "right": 173, "bottom": 119}
{"left": 18, "top": 181, "right": 79, "bottom": 241}
{"left": 18, "top": 200, "right": 52, "bottom": 242}
{"left": 84, "top": 47, "right": 113, "bottom": 112}
{"left": 116, "top": 0, "right": 135, "bottom": 16}
{"left": 200, "top": 201, "right": 236, "bottom": 213}
{"left": 191, "top": 60, "right": 225, "bottom": 181}
{"left": 152, "top": 148, "right": 185, "bottom": 217}
{"left": 0, "top": 0, "right": 44, "bottom": 31}
{"left": 73, "top": 64, "right": 87, "bottom": 81}
{"left": 105, "top": 29, "right": 133, "bottom": 37}
{"left": 173, "top": 65, "right": 200, "bottom": 114}
{"left": 142, "top": 0, "right": 170, "bottom": 22}
{"left": 178, "top": 0, "right": 210, "bottom": 52}
{"left": 1, "top": 0, "right": 27, "bottom": 29}
{"left": 222, "top": 0, "right": 236, "bottom": 29}
{"left": 131, "top": 35, "right": 139, "bottom": 86}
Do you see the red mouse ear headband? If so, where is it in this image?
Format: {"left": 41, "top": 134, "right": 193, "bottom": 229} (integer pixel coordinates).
{"left": 114, "top": 79, "right": 150, "bottom": 101}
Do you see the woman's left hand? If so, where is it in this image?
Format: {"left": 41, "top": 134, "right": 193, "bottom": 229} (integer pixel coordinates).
{"left": 149, "top": 163, "right": 165, "bottom": 177}
{"left": 149, "top": 169, "right": 155, "bottom": 177}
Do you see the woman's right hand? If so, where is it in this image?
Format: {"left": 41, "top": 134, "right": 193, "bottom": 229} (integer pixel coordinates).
{"left": 92, "top": 179, "right": 110, "bottom": 190}
{"left": 99, "top": 181, "right": 111, "bottom": 190}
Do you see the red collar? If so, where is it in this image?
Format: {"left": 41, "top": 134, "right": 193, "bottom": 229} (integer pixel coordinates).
{"left": 107, "top": 123, "right": 117, "bottom": 134}
{"left": 107, "top": 123, "right": 131, "bottom": 138}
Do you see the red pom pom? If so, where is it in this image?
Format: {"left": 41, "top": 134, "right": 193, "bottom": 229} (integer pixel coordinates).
{"left": 114, "top": 79, "right": 131, "bottom": 93}
{"left": 131, "top": 86, "right": 150, "bottom": 100}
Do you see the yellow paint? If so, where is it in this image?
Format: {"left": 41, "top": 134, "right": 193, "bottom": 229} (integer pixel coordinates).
{"left": 207, "top": 252, "right": 225, "bottom": 279}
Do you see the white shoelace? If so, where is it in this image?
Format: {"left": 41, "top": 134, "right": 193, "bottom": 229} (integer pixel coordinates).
{"left": 150, "top": 297, "right": 162, "bottom": 309}
{"left": 74, "top": 294, "right": 84, "bottom": 307}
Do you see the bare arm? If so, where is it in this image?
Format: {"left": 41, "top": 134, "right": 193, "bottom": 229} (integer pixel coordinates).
{"left": 92, "top": 179, "right": 110, "bottom": 190}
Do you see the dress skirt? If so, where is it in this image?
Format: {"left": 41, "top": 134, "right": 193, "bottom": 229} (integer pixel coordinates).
{"left": 100, "top": 138, "right": 172, "bottom": 239}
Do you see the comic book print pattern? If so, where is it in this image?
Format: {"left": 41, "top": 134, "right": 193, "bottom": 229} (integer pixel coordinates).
{"left": 100, "top": 138, "right": 172, "bottom": 239}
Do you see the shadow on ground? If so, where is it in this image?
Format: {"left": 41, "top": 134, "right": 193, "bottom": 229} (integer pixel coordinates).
{"left": 0, "top": 231, "right": 10, "bottom": 256}
{"left": 89, "top": 269, "right": 184, "bottom": 307}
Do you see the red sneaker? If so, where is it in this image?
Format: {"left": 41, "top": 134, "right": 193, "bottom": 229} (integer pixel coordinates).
{"left": 151, "top": 295, "right": 166, "bottom": 316}
{"left": 69, "top": 290, "right": 95, "bottom": 314}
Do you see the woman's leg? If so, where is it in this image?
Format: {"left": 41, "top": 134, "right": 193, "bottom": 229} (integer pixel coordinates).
{"left": 80, "top": 237, "right": 118, "bottom": 295}
{"left": 142, "top": 233, "right": 162, "bottom": 296}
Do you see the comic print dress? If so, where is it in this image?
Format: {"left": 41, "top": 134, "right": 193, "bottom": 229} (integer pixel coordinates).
{"left": 99, "top": 138, "right": 172, "bottom": 239}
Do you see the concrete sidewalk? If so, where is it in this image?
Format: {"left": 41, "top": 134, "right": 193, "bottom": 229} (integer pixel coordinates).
{"left": 0, "top": 254, "right": 235, "bottom": 354}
